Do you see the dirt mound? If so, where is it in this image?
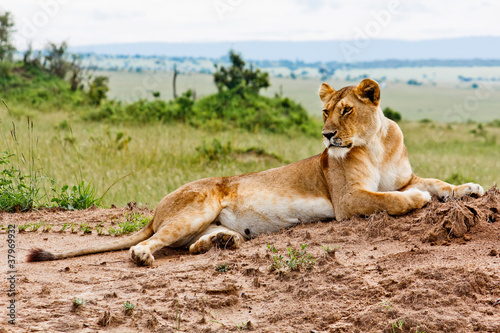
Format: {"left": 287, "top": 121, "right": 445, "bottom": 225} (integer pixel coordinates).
{"left": 2, "top": 189, "right": 499, "bottom": 332}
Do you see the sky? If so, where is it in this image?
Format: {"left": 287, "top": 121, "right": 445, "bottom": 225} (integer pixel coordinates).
{"left": 2, "top": 0, "right": 500, "bottom": 50}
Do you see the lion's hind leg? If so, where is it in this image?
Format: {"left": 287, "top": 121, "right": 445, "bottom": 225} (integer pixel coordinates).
{"left": 129, "top": 185, "right": 224, "bottom": 266}
{"left": 188, "top": 224, "right": 245, "bottom": 254}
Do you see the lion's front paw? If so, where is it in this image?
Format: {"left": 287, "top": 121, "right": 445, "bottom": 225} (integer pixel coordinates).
{"left": 453, "top": 183, "right": 485, "bottom": 199}
{"left": 130, "top": 245, "right": 154, "bottom": 266}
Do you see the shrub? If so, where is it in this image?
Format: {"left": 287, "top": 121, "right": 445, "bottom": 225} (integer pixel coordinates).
{"left": 383, "top": 107, "right": 402, "bottom": 122}
{"left": 88, "top": 76, "right": 109, "bottom": 105}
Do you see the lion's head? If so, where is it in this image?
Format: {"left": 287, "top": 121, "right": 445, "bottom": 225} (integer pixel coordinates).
{"left": 319, "top": 79, "right": 384, "bottom": 159}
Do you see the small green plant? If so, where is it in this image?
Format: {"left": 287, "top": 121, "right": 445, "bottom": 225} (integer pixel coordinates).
{"left": 123, "top": 301, "right": 135, "bottom": 314}
{"left": 96, "top": 222, "right": 105, "bottom": 236}
{"left": 70, "top": 223, "right": 77, "bottom": 233}
{"left": 17, "top": 223, "right": 31, "bottom": 232}
{"left": 267, "top": 244, "right": 316, "bottom": 273}
{"left": 29, "top": 221, "right": 45, "bottom": 232}
{"left": 322, "top": 245, "right": 340, "bottom": 257}
{"left": 59, "top": 223, "right": 68, "bottom": 233}
{"left": 73, "top": 297, "right": 87, "bottom": 308}
{"left": 42, "top": 223, "right": 53, "bottom": 233}
{"left": 236, "top": 321, "right": 251, "bottom": 331}
{"left": 391, "top": 318, "right": 405, "bottom": 332}
{"left": 79, "top": 223, "right": 92, "bottom": 234}
{"left": 108, "top": 213, "right": 150, "bottom": 236}
{"left": 215, "top": 263, "right": 230, "bottom": 273}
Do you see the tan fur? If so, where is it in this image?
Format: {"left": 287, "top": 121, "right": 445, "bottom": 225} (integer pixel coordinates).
{"left": 28, "top": 79, "right": 484, "bottom": 266}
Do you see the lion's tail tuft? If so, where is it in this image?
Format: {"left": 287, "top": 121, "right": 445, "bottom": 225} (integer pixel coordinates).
{"left": 27, "top": 248, "right": 56, "bottom": 262}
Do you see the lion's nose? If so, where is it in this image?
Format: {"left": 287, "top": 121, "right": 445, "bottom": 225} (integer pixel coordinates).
{"left": 322, "top": 131, "right": 337, "bottom": 140}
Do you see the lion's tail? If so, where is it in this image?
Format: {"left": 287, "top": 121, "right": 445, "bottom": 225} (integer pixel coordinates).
{"left": 27, "top": 217, "right": 155, "bottom": 262}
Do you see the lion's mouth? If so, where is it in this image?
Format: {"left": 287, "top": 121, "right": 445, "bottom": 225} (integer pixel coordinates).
{"left": 330, "top": 142, "right": 353, "bottom": 149}
{"left": 325, "top": 138, "right": 352, "bottom": 149}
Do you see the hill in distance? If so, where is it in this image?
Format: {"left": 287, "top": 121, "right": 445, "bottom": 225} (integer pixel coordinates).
{"left": 69, "top": 36, "right": 500, "bottom": 62}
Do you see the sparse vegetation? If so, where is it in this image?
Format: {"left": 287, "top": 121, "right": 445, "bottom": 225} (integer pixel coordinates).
{"left": 79, "top": 223, "right": 92, "bottom": 234}
{"left": 267, "top": 244, "right": 316, "bottom": 273}
{"left": 17, "top": 223, "right": 31, "bottom": 232}
{"left": 215, "top": 263, "right": 231, "bottom": 273}
{"left": 108, "top": 213, "right": 150, "bottom": 236}
{"left": 123, "top": 301, "right": 135, "bottom": 314}
{"left": 96, "top": 222, "right": 105, "bottom": 236}
{"left": 73, "top": 297, "right": 87, "bottom": 309}
{"left": 322, "top": 245, "right": 340, "bottom": 258}
{"left": 391, "top": 318, "right": 406, "bottom": 332}
{"left": 236, "top": 321, "right": 252, "bottom": 331}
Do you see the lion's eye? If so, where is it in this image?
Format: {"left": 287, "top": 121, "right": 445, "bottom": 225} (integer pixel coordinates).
{"left": 323, "top": 109, "right": 329, "bottom": 117}
{"left": 342, "top": 107, "right": 353, "bottom": 116}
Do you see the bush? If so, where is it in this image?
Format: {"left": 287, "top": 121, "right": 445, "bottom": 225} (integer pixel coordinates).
{"left": 192, "top": 91, "right": 318, "bottom": 134}
{"left": 88, "top": 89, "right": 318, "bottom": 135}
{"left": 383, "top": 107, "right": 402, "bottom": 122}
{"left": 88, "top": 76, "right": 109, "bottom": 105}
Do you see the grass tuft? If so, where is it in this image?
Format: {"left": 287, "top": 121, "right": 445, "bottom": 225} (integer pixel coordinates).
{"left": 267, "top": 244, "right": 316, "bottom": 273}
{"left": 108, "top": 213, "right": 150, "bottom": 236}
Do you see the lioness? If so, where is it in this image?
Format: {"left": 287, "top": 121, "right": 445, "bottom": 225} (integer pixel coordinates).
{"left": 28, "top": 79, "right": 484, "bottom": 266}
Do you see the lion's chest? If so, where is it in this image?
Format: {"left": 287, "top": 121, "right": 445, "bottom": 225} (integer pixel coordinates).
{"left": 217, "top": 195, "right": 334, "bottom": 238}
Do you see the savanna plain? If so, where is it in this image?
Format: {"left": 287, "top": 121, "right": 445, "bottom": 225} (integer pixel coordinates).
{"left": 1, "top": 66, "right": 500, "bottom": 332}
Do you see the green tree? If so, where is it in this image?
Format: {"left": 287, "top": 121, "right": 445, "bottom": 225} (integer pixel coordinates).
{"left": 88, "top": 76, "right": 109, "bottom": 105}
{"left": 44, "top": 41, "right": 70, "bottom": 78}
{"left": 0, "top": 11, "right": 16, "bottom": 61}
{"left": 213, "top": 50, "right": 270, "bottom": 95}
{"left": 69, "top": 54, "right": 85, "bottom": 91}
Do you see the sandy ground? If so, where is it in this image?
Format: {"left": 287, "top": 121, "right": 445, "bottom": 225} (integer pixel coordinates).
{"left": 1, "top": 189, "right": 500, "bottom": 332}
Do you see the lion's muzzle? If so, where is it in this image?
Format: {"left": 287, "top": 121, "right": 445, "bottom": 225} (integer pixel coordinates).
{"left": 322, "top": 131, "right": 352, "bottom": 149}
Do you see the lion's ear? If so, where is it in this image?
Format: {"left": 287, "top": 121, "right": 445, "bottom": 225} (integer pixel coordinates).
{"left": 319, "top": 83, "right": 335, "bottom": 104}
{"left": 355, "top": 79, "right": 380, "bottom": 106}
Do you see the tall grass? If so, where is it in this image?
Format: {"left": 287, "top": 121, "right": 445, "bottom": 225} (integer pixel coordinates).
{"left": 0, "top": 117, "right": 41, "bottom": 212}
{"left": 1, "top": 106, "right": 498, "bottom": 208}
{"left": 0, "top": 109, "right": 103, "bottom": 210}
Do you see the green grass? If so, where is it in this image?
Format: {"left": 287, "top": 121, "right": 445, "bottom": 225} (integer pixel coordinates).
{"left": 402, "top": 121, "right": 500, "bottom": 187}
{"left": 50, "top": 181, "right": 101, "bottom": 210}
{"left": 1, "top": 106, "right": 499, "bottom": 208}
{"left": 108, "top": 213, "right": 151, "bottom": 236}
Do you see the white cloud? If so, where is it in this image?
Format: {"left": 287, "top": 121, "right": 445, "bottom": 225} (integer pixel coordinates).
{"left": 3, "top": 0, "right": 500, "bottom": 50}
